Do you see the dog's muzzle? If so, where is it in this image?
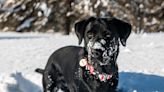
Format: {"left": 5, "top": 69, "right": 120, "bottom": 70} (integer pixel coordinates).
{"left": 87, "top": 38, "right": 118, "bottom": 66}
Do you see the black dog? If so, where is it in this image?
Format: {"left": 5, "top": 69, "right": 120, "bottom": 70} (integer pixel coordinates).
{"left": 35, "top": 17, "right": 131, "bottom": 92}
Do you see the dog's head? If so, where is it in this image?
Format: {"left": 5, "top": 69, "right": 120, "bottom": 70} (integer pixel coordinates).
{"left": 75, "top": 17, "right": 131, "bottom": 72}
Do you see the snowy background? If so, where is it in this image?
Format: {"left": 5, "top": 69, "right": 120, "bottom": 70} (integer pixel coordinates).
{"left": 0, "top": 32, "right": 164, "bottom": 92}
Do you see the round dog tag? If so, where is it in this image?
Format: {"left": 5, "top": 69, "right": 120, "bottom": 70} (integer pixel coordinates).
{"left": 79, "top": 59, "right": 87, "bottom": 67}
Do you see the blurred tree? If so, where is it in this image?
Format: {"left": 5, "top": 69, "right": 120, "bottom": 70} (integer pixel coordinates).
{"left": 0, "top": 0, "right": 163, "bottom": 33}
{"left": 109, "top": 0, "right": 164, "bottom": 33}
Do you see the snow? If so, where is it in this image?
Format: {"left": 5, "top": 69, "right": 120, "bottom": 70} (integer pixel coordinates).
{"left": 36, "top": 2, "right": 51, "bottom": 17}
{"left": 0, "top": 0, "right": 4, "bottom": 4}
{"left": 0, "top": 32, "right": 164, "bottom": 92}
{"left": 16, "top": 18, "right": 36, "bottom": 32}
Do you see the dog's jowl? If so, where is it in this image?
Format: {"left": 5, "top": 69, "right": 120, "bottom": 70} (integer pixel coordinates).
{"left": 35, "top": 17, "right": 131, "bottom": 92}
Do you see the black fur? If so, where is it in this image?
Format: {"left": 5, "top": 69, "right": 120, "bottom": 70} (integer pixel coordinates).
{"left": 35, "top": 17, "right": 131, "bottom": 92}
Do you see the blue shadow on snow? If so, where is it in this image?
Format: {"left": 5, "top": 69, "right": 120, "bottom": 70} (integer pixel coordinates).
{"left": 118, "top": 72, "right": 164, "bottom": 92}
{"left": 7, "top": 72, "right": 42, "bottom": 92}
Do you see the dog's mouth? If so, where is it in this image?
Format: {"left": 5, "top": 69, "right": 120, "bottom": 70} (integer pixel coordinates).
{"left": 87, "top": 38, "right": 118, "bottom": 66}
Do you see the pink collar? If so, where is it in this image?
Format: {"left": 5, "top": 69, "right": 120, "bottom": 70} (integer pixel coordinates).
{"left": 79, "top": 58, "right": 113, "bottom": 82}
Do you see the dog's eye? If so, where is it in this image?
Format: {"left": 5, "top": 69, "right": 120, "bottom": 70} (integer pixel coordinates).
{"left": 106, "top": 34, "right": 110, "bottom": 37}
{"left": 87, "top": 32, "right": 94, "bottom": 39}
{"left": 104, "top": 31, "right": 111, "bottom": 38}
{"left": 88, "top": 34, "right": 93, "bottom": 39}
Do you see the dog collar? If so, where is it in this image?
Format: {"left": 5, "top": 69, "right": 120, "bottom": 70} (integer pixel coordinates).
{"left": 79, "top": 58, "right": 113, "bottom": 82}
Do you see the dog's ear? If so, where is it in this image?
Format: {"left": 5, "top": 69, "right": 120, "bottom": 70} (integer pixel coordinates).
{"left": 75, "top": 17, "right": 95, "bottom": 45}
{"left": 110, "top": 18, "right": 132, "bottom": 46}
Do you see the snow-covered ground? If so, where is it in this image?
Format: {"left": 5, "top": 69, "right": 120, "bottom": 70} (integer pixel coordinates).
{"left": 0, "top": 32, "right": 164, "bottom": 92}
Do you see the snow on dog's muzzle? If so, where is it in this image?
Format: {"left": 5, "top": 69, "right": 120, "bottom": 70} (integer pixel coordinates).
{"left": 87, "top": 38, "right": 118, "bottom": 66}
